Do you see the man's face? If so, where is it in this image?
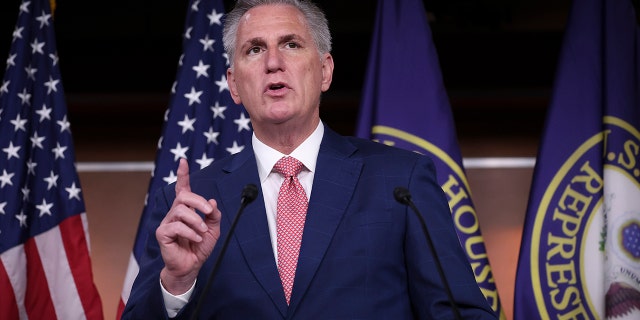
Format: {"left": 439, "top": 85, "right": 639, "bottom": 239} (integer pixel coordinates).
{"left": 227, "top": 4, "right": 333, "bottom": 130}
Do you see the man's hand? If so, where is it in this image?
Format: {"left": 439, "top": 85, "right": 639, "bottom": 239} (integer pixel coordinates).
{"left": 156, "top": 158, "right": 221, "bottom": 295}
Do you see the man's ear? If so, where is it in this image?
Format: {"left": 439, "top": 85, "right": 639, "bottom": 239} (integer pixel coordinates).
{"left": 227, "top": 68, "right": 242, "bottom": 104}
{"left": 320, "top": 53, "right": 334, "bottom": 92}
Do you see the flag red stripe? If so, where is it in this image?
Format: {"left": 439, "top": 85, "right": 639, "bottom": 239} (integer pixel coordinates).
{"left": 0, "top": 260, "right": 19, "bottom": 320}
{"left": 59, "top": 214, "right": 104, "bottom": 319}
{"left": 24, "top": 238, "right": 57, "bottom": 320}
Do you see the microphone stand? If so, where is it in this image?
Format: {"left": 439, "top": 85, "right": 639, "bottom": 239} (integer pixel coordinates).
{"left": 394, "top": 187, "right": 462, "bottom": 320}
{"left": 190, "top": 184, "right": 258, "bottom": 320}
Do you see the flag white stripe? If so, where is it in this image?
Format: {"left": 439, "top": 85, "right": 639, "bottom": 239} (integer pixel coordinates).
{"left": 80, "top": 212, "right": 91, "bottom": 252}
{"left": 1, "top": 245, "right": 29, "bottom": 320}
{"left": 35, "top": 226, "right": 87, "bottom": 320}
{"left": 121, "top": 253, "right": 140, "bottom": 304}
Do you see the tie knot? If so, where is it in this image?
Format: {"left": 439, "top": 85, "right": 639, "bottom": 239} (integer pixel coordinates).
{"left": 274, "top": 156, "right": 304, "bottom": 178}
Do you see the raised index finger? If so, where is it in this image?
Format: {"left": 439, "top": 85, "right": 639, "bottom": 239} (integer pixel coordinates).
{"left": 175, "top": 158, "right": 191, "bottom": 195}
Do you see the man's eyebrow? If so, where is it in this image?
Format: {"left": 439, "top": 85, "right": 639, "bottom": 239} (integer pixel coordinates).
{"left": 241, "top": 34, "right": 304, "bottom": 49}
{"left": 279, "top": 34, "right": 300, "bottom": 43}
{"left": 245, "top": 37, "right": 266, "bottom": 48}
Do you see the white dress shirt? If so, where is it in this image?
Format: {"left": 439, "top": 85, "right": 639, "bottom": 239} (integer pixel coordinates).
{"left": 253, "top": 121, "right": 322, "bottom": 260}
{"left": 162, "top": 122, "right": 324, "bottom": 316}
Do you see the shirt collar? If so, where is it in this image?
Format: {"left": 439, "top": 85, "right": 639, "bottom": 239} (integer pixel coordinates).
{"left": 253, "top": 121, "right": 324, "bottom": 183}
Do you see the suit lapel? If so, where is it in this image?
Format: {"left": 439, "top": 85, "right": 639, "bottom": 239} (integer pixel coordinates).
{"left": 214, "top": 150, "right": 289, "bottom": 317}
{"left": 201, "top": 128, "right": 363, "bottom": 317}
{"left": 287, "top": 128, "right": 363, "bottom": 315}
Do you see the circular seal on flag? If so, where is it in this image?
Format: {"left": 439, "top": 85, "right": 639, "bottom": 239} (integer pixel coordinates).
{"left": 529, "top": 116, "right": 640, "bottom": 319}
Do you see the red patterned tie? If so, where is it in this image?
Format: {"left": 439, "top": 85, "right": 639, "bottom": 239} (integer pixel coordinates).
{"left": 274, "top": 156, "right": 308, "bottom": 305}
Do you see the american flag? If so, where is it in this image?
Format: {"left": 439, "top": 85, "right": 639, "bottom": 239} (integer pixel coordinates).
{"left": 116, "top": 0, "right": 252, "bottom": 317}
{"left": 0, "top": 0, "right": 104, "bottom": 319}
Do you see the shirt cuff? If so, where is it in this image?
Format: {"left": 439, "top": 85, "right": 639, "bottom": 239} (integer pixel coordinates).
{"left": 160, "top": 277, "right": 196, "bottom": 318}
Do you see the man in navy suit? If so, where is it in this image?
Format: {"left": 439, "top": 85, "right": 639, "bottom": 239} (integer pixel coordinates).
{"left": 123, "top": 0, "right": 497, "bottom": 318}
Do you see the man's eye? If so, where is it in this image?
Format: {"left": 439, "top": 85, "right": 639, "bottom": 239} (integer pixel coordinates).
{"left": 285, "top": 42, "right": 299, "bottom": 49}
{"left": 248, "top": 47, "right": 262, "bottom": 54}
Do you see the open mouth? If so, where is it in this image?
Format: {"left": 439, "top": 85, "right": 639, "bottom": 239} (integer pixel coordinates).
{"left": 268, "top": 83, "right": 286, "bottom": 91}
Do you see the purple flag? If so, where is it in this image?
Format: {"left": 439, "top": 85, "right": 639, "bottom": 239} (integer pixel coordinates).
{"left": 514, "top": 0, "right": 640, "bottom": 318}
{"left": 356, "top": 0, "right": 503, "bottom": 316}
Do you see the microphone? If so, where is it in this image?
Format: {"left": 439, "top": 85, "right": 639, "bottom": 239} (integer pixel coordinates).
{"left": 240, "top": 184, "right": 259, "bottom": 204}
{"left": 191, "top": 184, "right": 259, "bottom": 319}
{"left": 393, "top": 187, "right": 462, "bottom": 320}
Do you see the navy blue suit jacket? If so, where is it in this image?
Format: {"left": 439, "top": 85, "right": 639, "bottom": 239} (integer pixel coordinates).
{"left": 122, "top": 126, "right": 496, "bottom": 319}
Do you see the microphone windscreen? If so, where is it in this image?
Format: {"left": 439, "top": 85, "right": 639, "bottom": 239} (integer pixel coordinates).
{"left": 393, "top": 187, "right": 411, "bottom": 205}
{"left": 242, "top": 184, "right": 259, "bottom": 203}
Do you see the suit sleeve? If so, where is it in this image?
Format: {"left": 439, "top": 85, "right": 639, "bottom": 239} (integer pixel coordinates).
{"left": 404, "top": 156, "right": 497, "bottom": 319}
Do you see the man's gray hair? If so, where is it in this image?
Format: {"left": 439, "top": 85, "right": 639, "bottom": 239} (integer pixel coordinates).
{"left": 222, "top": 0, "right": 332, "bottom": 66}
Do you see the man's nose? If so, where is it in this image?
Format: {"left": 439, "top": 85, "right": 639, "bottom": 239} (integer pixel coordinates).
{"left": 265, "top": 48, "right": 284, "bottom": 73}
